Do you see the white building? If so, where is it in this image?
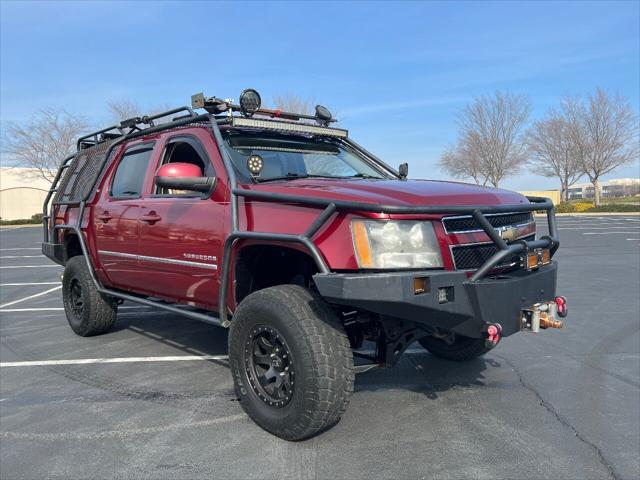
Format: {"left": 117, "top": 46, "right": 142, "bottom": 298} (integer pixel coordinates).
{"left": 567, "top": 178, "right": 640, "bottom": 200}
{"left": 0, "top": 167, "right": 51, "bottom": 221}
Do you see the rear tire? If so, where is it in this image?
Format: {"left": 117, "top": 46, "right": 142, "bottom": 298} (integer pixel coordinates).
{"left": 62, "top": 256, "right": 117, "bottom": 336}
{"left": 418, "top": 334, "right": 490, "bottom": 362}
{"left": 228, "top": 285, "right": 354, "bottom": 441}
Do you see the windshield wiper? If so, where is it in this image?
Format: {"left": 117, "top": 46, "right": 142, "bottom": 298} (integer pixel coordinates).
{"left": 349, "top": 173, "right": 383, "bottom": 179}
{"left": 256, "top": 173, "right": 345, "bottom": 183}
{"left": 256, "top": 173, "right": 309, "bottom": 183}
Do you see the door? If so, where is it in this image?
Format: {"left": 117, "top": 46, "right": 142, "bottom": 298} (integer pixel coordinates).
{"left": 93, "top": 142, "right": 156, "bottom": 292}
{"left": 137, "top": 131, "right": 226, "bottom": 310}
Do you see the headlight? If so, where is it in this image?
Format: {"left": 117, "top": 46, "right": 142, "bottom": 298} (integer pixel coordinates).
{"left": 351, "top": 220, "right": 443, "bottom": 269}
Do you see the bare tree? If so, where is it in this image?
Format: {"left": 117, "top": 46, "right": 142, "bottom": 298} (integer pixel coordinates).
{"left": 107, "top": 99, "right": 172, "bottom": 124}
{"left": 1, "top": 109, "right": 88, "bottom": 183}
{"left": 107, "top": 99, "right": 141, "bottom": 122}
{"left": 272, "top": 93, "right": 315, "bottom": 115}
{"left": 456, "top": 91, "right": 531, "bottom": 187}
{"left": 563, "top": 89, "right": 638, "bottom": 206}
{"left": 439, "top": 140, "right": 487, "bottom": 186}
{"left": 527, "top": 115, "right": 583, "bottom": 201}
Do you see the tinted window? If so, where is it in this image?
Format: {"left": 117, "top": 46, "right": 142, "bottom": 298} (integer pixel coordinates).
{"left": 111, "top": 146, "right": 153, "bottom": 198}
{"left": 155, "top": 138, "right": 214, "bottom": 195}
{"left": 222, "top": 133, "right": 385, "bottom": 182}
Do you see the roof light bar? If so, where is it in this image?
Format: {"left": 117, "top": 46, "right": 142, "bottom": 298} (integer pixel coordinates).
{"left": 230, "top": 117, "right": 348, "bottom": 138}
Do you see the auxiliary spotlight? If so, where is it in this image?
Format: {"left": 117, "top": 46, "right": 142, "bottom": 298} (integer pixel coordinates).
{"left": 239, "top": 89, "right": 261, "bottom": 117}
{"left": 247, "top": 154, "right": 264, "bottom": 177}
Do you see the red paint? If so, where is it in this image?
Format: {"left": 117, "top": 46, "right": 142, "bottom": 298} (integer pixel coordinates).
{"left": 156, "top": 162, "right": 203, "bottom": 178}
{"left": 54, "top": 126, "right": 534, "bottom": 312}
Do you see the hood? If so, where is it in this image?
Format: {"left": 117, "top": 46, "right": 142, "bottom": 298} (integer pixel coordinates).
{"left": 245, "top": 178, "right": 527, "bottom": 207}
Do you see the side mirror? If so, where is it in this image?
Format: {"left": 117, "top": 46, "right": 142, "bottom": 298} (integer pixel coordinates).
{"left": 154, "top": 162, "right": 216, "bottom": 194}
{"left": 398, "top": 163, "right": 409, "bottom": 179}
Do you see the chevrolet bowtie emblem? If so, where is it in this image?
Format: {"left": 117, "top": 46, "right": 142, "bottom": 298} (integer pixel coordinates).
{"left": 498, "top": 226, "right": 518, "bottom": 242}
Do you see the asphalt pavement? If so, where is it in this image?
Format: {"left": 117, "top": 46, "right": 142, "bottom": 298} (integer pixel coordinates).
{"left": 1, "top": 216, "right": 639, "bottom": 480}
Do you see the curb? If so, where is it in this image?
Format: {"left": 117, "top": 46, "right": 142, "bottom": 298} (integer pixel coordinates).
{"left": 0, "top": 224, "right": 41, "bottom": 229}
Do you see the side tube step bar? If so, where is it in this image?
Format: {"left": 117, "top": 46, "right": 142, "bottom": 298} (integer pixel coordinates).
{"left": 53, "top": 220, "right": 222, "bottom": 328}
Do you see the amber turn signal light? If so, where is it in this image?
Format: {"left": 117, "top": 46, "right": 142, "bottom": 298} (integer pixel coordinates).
{"left": 541, "top": 248, "right": 551, "bottom": 264}
{"left": 526, "top": 249, "right": 551, "bottom": 270}
{"left": 413, "top": 277, "right": 428, "bottom": 295}
{"left": 352, "top": 220, "right": 373, "bottom": 268}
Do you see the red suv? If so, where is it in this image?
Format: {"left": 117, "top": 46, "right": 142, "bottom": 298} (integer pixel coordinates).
{"left": 42, "top": 89, "right": 567, "bottom": 440}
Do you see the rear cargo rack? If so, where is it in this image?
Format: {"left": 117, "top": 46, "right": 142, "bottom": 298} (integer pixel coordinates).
{"left": 43, "top": 91, "right": 559, "bottom": 328}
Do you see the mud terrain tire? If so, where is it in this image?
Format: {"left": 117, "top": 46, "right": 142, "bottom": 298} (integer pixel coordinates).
{"left": 228, "top": 285, "right": 354, "bottom": 441}
{"left": 62, "top": 256, "right": 117, "bottom": 336}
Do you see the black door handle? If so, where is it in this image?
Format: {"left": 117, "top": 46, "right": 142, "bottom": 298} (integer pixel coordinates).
{"left": 141, "top": 211, "right": 162, "bottom": 224}
{"left": 97, "top": 211, "right": 112, "bottom": 223}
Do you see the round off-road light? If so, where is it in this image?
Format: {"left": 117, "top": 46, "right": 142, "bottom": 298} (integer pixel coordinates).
{"left": 315, "top": 105, "right": 333, "bottom": 125}
{"left": 239, "top": 89, "right": 261, "bottom": 117}
{"left": 247, "top": 154, "right": 264, "bottom": 176}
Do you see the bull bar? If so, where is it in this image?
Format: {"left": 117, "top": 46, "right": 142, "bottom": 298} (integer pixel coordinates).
{"left": 217, "top": 189, "right": 559, "bottom": 323}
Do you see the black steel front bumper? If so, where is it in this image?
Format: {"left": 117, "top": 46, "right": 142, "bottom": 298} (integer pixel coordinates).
{"left": 313, "top": 263, "right": 558, "bottom": 338}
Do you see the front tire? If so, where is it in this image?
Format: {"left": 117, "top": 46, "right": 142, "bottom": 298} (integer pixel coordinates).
{"left": 62, "top": 256, "right": 117, "bottom": 336}
{"left": 228, "top": 285, "right": 354, "bottom": 441}
{"left": 418, "top": 333, "right": 490, "bottom": 362}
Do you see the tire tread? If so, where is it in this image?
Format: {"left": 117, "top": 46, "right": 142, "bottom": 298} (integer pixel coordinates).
{"left": 229, "top": 285, "right": 354, "bottom": 440}
{"left": 63, "top": 256, "right": 117, "bottom": 337}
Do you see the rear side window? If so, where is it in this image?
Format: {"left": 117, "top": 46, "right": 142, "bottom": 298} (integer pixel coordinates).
{"left": 110, "top": 145, "right": 154, "bottom": 198}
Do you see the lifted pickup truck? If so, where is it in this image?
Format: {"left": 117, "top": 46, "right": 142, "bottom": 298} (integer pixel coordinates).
{"left": 42, "top": 89, "right": 567, "bottom": 440}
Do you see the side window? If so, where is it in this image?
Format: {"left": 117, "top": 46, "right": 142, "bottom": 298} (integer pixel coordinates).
{"left": 155, "top": 137, "right": 214, "bottom": 195}
{"left": 110, "top": 145, "right": 154, "bottom": 198}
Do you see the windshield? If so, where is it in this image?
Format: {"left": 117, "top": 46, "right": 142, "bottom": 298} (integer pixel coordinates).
{"left": 222, "top": 131, "right": 388, "bottom": 182}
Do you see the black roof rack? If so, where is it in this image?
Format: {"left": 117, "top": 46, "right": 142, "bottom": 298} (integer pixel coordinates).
{"left": 191, "top": 92, "right": 337, "bottom": 125}
{"left": 76, "top": 106, "right": 198, "bottom": 150}
{"left": 73, "top": 89, "right": 349, "bottom": 156}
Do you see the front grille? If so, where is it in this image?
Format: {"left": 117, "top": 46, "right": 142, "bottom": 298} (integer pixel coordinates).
{"left": 443, "top": 212, "right": 533, "bottom": 234}
{"left": 451, "top": 234, "right": 535, "bottom": 270}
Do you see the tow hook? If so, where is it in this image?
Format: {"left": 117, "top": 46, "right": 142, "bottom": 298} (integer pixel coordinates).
{"left": 555, "top": 296, "right": 568, "bottom": 318}
{"left": 483, "top": 323, "right": 502, "bottom": 349}
{"left": 522, "top": 297, "right": 567, "bottom": 333}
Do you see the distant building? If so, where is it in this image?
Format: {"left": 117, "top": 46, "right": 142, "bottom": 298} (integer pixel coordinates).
{"left": 567, "top": 178, "right": 640, "bottom": 200}
{"left": 518, "top": 190, "right": 561, "bottom": 205}
{"left": 0, "top": 167, "right": 51, "bottom": 221}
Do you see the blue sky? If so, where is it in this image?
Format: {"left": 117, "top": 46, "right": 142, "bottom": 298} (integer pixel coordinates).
{"left": 1, "top": 0, "right": 638, "bottom": 190}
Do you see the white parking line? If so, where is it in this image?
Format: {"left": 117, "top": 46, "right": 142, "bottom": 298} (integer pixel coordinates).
{"left": 0, "top": 286, "right": 62, "bottom": 309}
{"left": 558, "top": 225, "right": 640, "bottom": 231}
{"left": 0, "top": 350, "right": 427, "bottom": 368}
{"left": 0, "top": 307, "right": 65, "bottom": 312}
{"left": 1, "top": 414, "right": 246, "bottom": 440}
{"left": 0, "top": 355, "right": 230, "bottom": 368}
{"left": 557, "top": 218, "right": 639, "bottom": 222}
{"left": 583, "top": 232, "right": 640, "bottom": 235}
{"left": 626, "top": 238, "right": 640, "bottom": 241}
{"left": 0, "top": 255, "right": 43, "bottom": 259}
{"left": 556, "top": 222, "right": 640, "bottom": 226}
{"left": 0, "top": 282, "right": 60, "bottom": 286}
{"left": 0, "top": 247, "right": 41, "bottom": 251}
{"left": 0, "top": 265, "right": 61, "bottom": 269}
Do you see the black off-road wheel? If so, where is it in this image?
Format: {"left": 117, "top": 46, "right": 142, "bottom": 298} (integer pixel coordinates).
{"left": 228, "top": 285, "right": 354, "bottom": 441}
{"left": 418, "top": 333, "right": 490, "bottom": 362}
{"left": 62, "top": 256, "right": 117, "bottom": 337}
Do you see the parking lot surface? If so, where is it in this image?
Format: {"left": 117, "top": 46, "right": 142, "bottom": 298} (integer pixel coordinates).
{"left": 1, "top": 216, "right": 639, "bottom": 480}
